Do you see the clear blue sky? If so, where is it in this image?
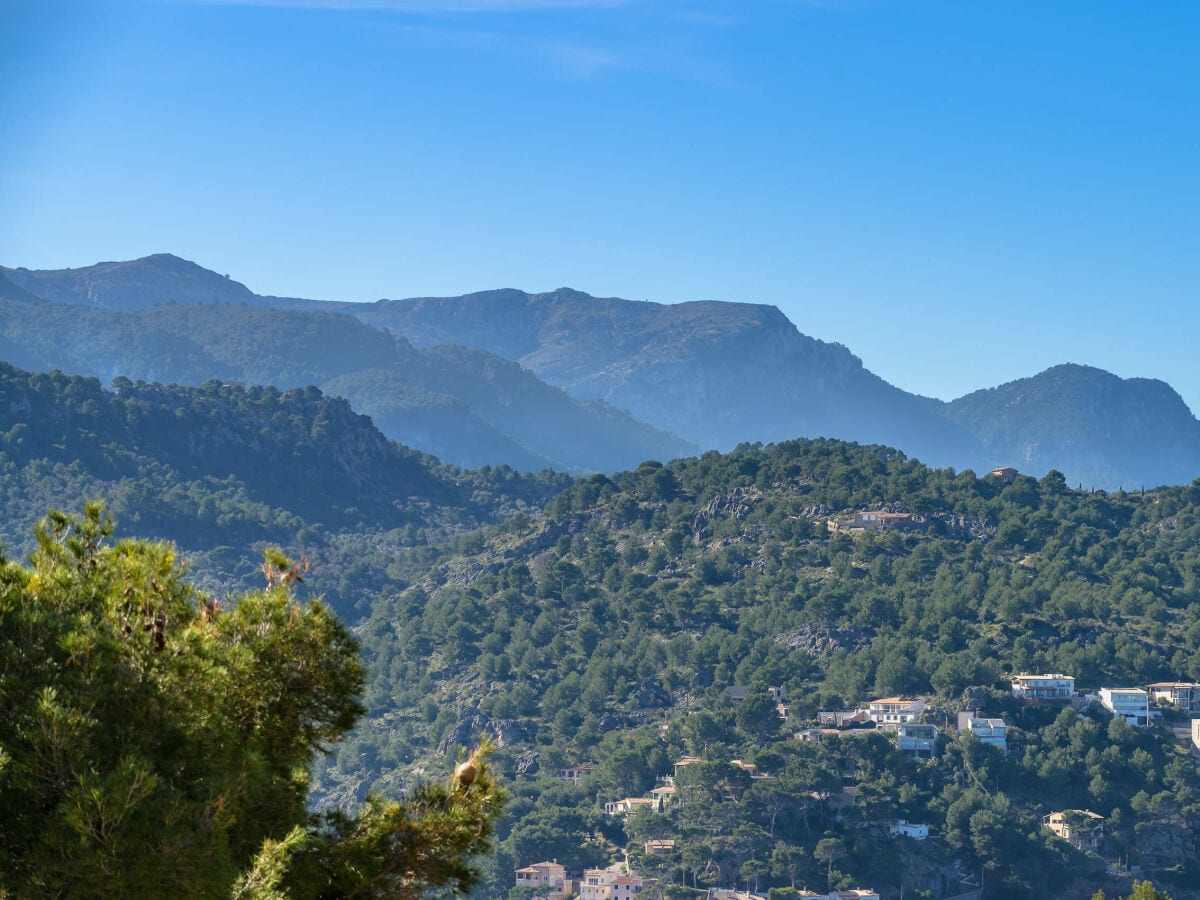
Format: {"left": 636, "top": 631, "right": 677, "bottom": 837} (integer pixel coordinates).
{"left": 2, "top": 0, "right": 1198, "bottom": 410}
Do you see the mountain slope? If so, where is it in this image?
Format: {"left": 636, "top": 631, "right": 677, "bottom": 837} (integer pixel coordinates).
{"left": 354, "top": 288, "right": 986, "bottom": 468}
{"left": 9, "top": 255, "right": 1200, "bottom": 488}
{"left": 0, "top": 274, "right": 695, "bottom": 474}
{"left": 0, "top": 360, "right": 551, "bottom": 539}
{"left": 944, "top": 364, "right": 1200, "bottom": 489}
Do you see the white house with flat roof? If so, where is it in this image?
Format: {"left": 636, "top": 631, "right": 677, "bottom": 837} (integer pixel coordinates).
{"left": 897, "top": 722, "right": 938, "bottom": 759}
{"left": 1100, "top": 688, "right": 1154, "bottom": 727}
{"left": 604, "top": 797, "right": 656, "bottom": 817}
{"left": 889, "top": 820, "right": 930, "bottom": 840}
{"left": 964, "top": 717, "right": 1007, "bottom": 753}
{"left": 865, "top": 696, "right": 925, "bottom": 730}
{"left": 1011, "top": 673, "right": 1075, "bottom": 700}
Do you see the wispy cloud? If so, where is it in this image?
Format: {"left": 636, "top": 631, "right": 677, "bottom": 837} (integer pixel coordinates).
{"left": 382, "top": 20, "right": 627, "bottom": 77}
{"left": 181, "top": 0, "right": 634, "bottom": 10}
{"left": 177, "top": 0, "right": 738, "bottom": 82}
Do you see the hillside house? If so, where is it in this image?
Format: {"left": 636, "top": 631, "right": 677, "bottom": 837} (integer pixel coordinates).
{"left": 896, "top": 722, "right": 938, "bottom": 759}
{"left": 829, "top": 891, "right": 882, "bottom": 900}
{"left": 643, "top": 839, "right": 676, "bottom": 856}
{"left": 731, "top": 759, "right": 769, "bottom": 779}
{"left": 649, "top": 785, "right": 677, "bottom": 806}
{"left": 580, "top": 864, "right": 644, "bottom": 900}
{"left": 728, "top": 685, "right": 788, "bottom": 719}
{"left": 1192, "top": 719, "right": 1200, "bottom": 753}
{"left": 831, "top": 511, "right": 917, "bottom": 533}
{"left": 889, "top": 820, "right": 930, "bottom": 840}
{"left": 865, "top": 696, "right": 926, "bottom": 730}
{"left": 515, "top": 861, "right": 571, "bottom": 899}
{"left": 1011, "top": 673, "right": 1075, "bottom": 701}
{"left": 798, "top": 727, "right": 878, "bottom": 746}
{"left": 1043, "top": 810, "right": 1104, "bottom": 852}
{"left": 1147, "top": 682, "right": 1200, "bottom": 713}
{"left": 818, "top": 709, "right": 869, "bottom": 727}
{"left": 991, "top": 466, "right": 1018, "bottom": 483}
{"left": 674, "top": 756, "right": 702, "bottom": 777}
{"left": 960, "top": 715, "right": 1007, "bottom": 753}
{"left": 1100, "top": 687, "right": 1155, "bottom": 727}
{"left": 556, "top": 762, "right": 597, "bottom": 783}
{"left": 795, "top": 727, "right": 841, "bottom": 743}
{"left": 604, "top": 797, "right": 657, "bottom": 817}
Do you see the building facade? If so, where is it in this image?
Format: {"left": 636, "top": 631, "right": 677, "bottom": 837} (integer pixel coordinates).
{"left": 965, "top": 717, "right": 1007, "bottom": 753}
{"left": 1011, "top": 673, "right": 1075, "bottom": 701}
{"left": 515, "top": 861, "right": 571, "bottom": 899}
{"left": 896, "top": 722, "right": 938, "bottom": 759}
{"left": 1100, "top": 688, "right": 1152, "bottom": 726}
{"left": 580, "top": 865, "right": 644, "bottom": 900}
{"left": 1147, "top": 682, "right": 1200, "bottom": 713}
{"left": 556, "top": 763, "right": 597, "bottom": 783}
{"left": 1042, "top": 810, "right": 1104, "bottom": 852}
{"left": 866, "top": 696, "right": 926, "bottom": 730}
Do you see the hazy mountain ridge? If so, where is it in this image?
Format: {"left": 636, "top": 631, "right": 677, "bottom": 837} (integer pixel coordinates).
{"left": 945, "top": 363, "right": 1200, "bottom": 489}
{"left": 356, "top": 288, "right": 972, "bottom": 456}
{"left": 346, "top": 284, "right": 1200, "bottom": 488}
{"left": 6, "top": 254, "right": 1198, "bottom": 488}
{"left": 1, "top": 253, "right": 273, "bottom": 309}
{"left": 0, "top": 268, "right": 695, "bottom": 474}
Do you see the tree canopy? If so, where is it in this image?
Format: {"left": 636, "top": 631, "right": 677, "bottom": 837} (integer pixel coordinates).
{"left": 0, "top": 505, "right": 503, "bottom": 897}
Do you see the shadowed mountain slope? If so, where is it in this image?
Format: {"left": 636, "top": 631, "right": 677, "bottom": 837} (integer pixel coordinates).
{"left": 354, "top": 287, "right": 984, "bottom": 468}
{"left": 0, "top": 271, "right": 694, "bottom": 474}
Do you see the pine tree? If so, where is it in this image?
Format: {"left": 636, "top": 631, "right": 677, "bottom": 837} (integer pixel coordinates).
{"left": 0, "top": 505, "right": 503, "bottom": 897}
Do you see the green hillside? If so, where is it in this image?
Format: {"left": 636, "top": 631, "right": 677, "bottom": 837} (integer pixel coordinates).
{"left": 0, "top": 362, "right": 568, "bottom": 612}
{"left": 327, "top": 440, "right": 1200, "bottom": 899}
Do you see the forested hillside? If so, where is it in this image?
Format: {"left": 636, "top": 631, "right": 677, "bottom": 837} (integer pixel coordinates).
{"left": 322, "top": 440, "right": 1200, "bottom": 899}
{"left": 0, "top": 362, "right": 568, "bottom": 611}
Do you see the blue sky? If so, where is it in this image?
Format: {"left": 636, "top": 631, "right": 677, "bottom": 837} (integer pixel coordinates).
{"left": 2, "top": 0, "right": 1198, "bottom": 410}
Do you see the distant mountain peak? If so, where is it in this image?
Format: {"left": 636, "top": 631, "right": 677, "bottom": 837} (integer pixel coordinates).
{"left": 0, "top": 254, "right": 260, "bottom": 310}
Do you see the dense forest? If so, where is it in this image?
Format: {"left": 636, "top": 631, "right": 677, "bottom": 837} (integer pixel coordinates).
{"left": 0, "top": 362, "right": 567, "bottom": 610}
{"left": 321, "top": 441, "right": 1200, "bottom": 899}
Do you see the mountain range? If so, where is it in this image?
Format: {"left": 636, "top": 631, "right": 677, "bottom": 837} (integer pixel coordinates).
{"left": 3, "top": 254, "right": 1198, "bottom": 488}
